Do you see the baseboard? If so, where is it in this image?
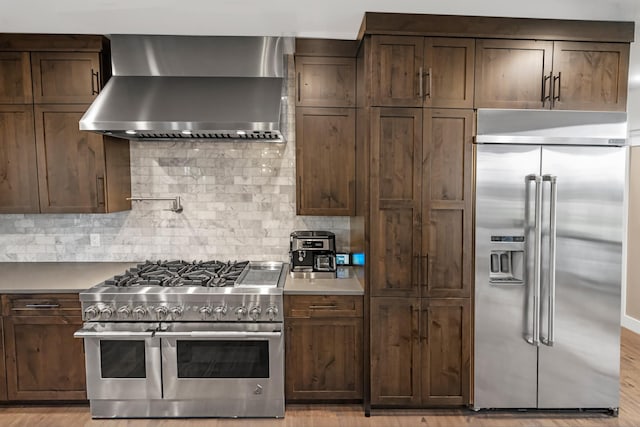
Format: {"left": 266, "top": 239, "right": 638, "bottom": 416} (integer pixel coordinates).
{"left": 622, "top": 314, "right": 640, "bottom": 334}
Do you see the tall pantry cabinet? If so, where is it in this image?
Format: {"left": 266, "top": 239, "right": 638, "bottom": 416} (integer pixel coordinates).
{"left": 361, "top": 35, "right": 474, "bottom": 407}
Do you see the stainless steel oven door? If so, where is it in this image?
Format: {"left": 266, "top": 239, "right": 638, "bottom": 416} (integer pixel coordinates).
{"left": 156, "top": 322, "right": 284, "bottom": 401}
{"left": 74, "top": 322, "right": 161, "bottom": 400}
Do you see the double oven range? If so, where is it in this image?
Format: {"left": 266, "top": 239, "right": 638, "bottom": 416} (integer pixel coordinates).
{"left": 74, "top": 260, "right": 287, "bottom": 418}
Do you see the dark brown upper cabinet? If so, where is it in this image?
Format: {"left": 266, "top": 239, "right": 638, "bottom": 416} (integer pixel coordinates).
{"left": 294, "top": 41, "right": 358, "bottom": 217}
{"left": 34, "top": 105, "right": 131, "bottom": 214}
{"left": 475, "top": 39, "right": 629, "bottom": 111}
{"left": 0, "top": 52, "right": 32, "bottom": 103}
{"left": 296, "top": 107, "right": 355, "bottom": 216}
{"left": 0, "top": 105, "right": 40, "bottom": 213}
{"left": 475, "top": 39, "right": 554, "bottom": 110}
{"left": 0, "top": 34, "right": 130, "bottom": 214}
{"left": 551, "top": 41, "right": 629, "bottom": 111}
{"left": 296, "top": 56, "right": 356, "bottom": 107}
{"left": 31, "top": 52, "right": 101, "bottom": 104}
{"left": 370, "top": 36, "right": 475, "bottom": 108}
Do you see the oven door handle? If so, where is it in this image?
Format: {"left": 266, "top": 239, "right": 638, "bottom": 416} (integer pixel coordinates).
{"left": 73, "top": 329, "right": 155, "bottom": 339}
{"left": 155, "top": 331, "right": 282, "bottom": 339}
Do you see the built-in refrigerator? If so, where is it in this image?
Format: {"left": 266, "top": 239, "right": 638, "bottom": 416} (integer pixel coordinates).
{"left": 474, "top": 109, "right": 626, "bottom": 413}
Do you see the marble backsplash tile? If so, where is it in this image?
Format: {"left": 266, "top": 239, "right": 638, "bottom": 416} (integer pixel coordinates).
{"left": 0, "top": 55, "right": 351, "bottom": 262}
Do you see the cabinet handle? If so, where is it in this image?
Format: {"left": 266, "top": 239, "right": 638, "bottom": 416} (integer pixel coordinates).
{"left": 426, "top": 67, "right": 432, "bottom": 99}
{"left": 418, "top": 67, "right": 423, "bottom": 98}
{"left": 308, "top": 305, "right": 338, "bottom": 309}
{"left": 413, "top": 254, "right": 420, "bottom": 290}
{"left": 96, "top": 176, "right": 105, "bottom": 207}
{"left": 541, "top": 72, "right": 552, "bottom": 104}
{"left": 553, "top": 72, "right": 562, "bottom": 104}
{"left": 297, "top": 72, "right": 301, "bottom": 103}
{"left": 413, "top": 304, "right": 422, "bottom": 342}
{"left": 421, "top": 305, "right": 429, "bottom": 342}
{"left": 421, "top": 255, "right": 429, "bottom": 292}
{"left": 25, "top": 304, "right": 60, "bottom": 309}
{"left": 91, "top": 69, "right": 100, "bottom": 95}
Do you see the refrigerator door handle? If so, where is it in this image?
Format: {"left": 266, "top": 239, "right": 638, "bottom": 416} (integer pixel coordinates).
{"left": 542, "top": 174, "right": 558, "bottom": 346}
{"left": 526, "top": 174, "right": 543, "bottom": 346}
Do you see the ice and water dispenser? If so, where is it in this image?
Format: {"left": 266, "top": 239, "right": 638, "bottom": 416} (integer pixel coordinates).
{"left": 489, "top": 236, "right": 524, "bottom": 284}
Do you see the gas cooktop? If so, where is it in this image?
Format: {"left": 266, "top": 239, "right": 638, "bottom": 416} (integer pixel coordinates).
{"left": 80, "top": 260, "right": 287, "bottom": 322}
{"left": 104, "top": 260, "right": 250, "bottom": 288}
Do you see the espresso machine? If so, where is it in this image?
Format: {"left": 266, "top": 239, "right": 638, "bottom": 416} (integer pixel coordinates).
{"left": 289, "top": 231, "right": 336, "bottom": 278}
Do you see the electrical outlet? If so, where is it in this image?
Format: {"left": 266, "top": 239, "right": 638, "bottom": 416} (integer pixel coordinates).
{"left": 90, "top": 233, "right": 101, "bottom": 247}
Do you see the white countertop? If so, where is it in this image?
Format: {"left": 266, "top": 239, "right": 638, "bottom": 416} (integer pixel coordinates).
{"left": 284, "top": 267, "right": 364, "bottom": 295}
{"left": 0, "top": 262, "right": 137, "bottom": 293}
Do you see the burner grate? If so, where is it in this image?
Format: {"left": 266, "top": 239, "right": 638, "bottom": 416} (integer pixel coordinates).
{"left": 104, "top": 260, "right": 250, "bottom": 287}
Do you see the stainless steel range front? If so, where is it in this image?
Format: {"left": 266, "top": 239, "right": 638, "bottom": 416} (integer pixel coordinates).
{"left": 74, "top": 260, "right": 287, "bottom": 419}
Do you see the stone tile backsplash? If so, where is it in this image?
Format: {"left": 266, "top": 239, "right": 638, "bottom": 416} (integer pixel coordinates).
{"left": 0, "top": 55, "right": 350, "bottom": 262}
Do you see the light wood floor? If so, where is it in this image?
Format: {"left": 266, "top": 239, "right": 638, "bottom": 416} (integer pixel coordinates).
{"left": 1, "top": 328, "right": 639, "bottom": 427}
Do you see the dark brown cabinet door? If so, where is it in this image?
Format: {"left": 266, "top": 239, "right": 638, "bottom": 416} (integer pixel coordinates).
{"left": 296, "top": 57, "right": 356, "bottom": 107}
{"left": 371, "top": 36, "right": 475, "bottom": 108}
{"left": 296, "top": 107, "right": 355, "bottom": 215}
{"left": 31, "top": 52, "right": 100, "bottom": 103}
{"left": 285, "top": 317, "right": 363, "bottom": 400}
{"left": 422, "top": 109, "right": 473, "bottom": 298}
{"left": 475, "top": 39, "right": 553, "bottom": 109}
{"left": 0, "top": 52, "right": 32, "bottom": 103}
{"left": 34, "top": 104, "right": 107, "bottom": 213}
{"left": 4, "top": 315, "right": 86, "bottom": 400}
{"left": 552, "top": 42, "right": 629, "bottom": 112}
{"left": 370, "top": 297, "right": 421, "bottom": 405}
{"left": 421, "top": 298, "right": 470, "bottom": 406}
{"left": 371, "top": 36, "right": 424, "bottom": 107}
{"left": 424, "top": 38, "right": 475, "bottom": 108}
{"left": 0, "top": 105, "right": 40, "bottom": 213}
{"left": 0, "top": 318, "right": 7, "bottom": 402}
{"left": 370, "top": 108, "right": 422, "bottom": 297}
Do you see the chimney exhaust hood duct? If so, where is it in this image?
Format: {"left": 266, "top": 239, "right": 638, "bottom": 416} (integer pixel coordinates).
{"left": 80, "top": 35, "right": 293, "bottom": 142}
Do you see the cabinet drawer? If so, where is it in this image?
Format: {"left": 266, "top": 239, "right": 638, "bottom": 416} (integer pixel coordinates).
{"left": 285, "top": 295, "right": 362, "bottom": 318}
{"left": 2, "top": 294, "right": 81, "bottom": 316}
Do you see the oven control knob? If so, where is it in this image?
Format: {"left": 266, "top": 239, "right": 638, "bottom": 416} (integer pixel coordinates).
{"left": 199, "top": 306, "right": 213, "bottom": 320}
{"left": 249, "top": 306, "right": 262, "bottom": 321}
{"left": 266, "top": 305, "right": 279, "bottom": 321}
{"left": 235, "top": 306, "right": 248, "bottom": 320}
{"left": 169, "top": 306, "right": 183, "bottom": 320}
{"left": 100, "top": 306, "right": 114, "bottom": 320}
{"left": 133, "top": 306, "right": 148, "bottom": 320}
{"left": 84, "top": 305, "right": 99, "bottom": 321}
{"left": 117, "top": 306, "right": 132, "bottom": 320}
{"left": 154, "top": 306, "right": 169, "bottom": 320}
{"left": 213, "top": 306, "right": 227, "bottom": 320}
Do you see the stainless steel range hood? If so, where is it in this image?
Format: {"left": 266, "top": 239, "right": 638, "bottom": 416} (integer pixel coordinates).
{"left": 80, "top": 35, "right": 292, "bottom": 142}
